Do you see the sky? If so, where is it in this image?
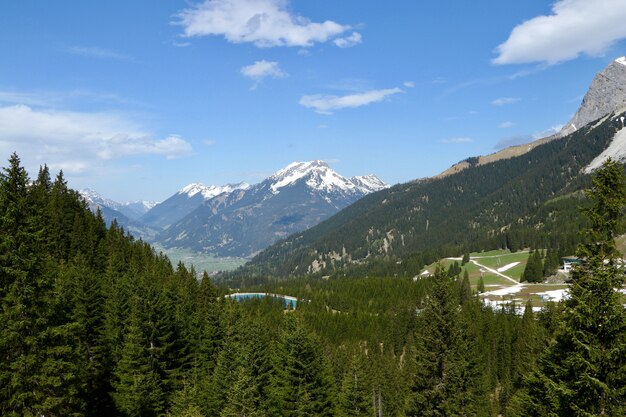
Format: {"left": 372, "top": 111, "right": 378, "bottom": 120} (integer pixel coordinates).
{"left": 2, "top": 0, "right": 626, "bottom": 202}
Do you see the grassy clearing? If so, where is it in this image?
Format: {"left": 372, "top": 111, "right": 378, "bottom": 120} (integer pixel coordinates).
{"left": 423, "top": 258, "right": 512, "bottom": 289}
{"left": 153, "top": 245, "right": 248, "bottom": 274}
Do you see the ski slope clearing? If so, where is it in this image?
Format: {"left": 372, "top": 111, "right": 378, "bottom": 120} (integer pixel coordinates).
{"left": 497, "top": 262, "right": 520, "bottom": 272}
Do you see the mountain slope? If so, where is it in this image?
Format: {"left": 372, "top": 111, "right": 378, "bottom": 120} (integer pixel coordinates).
{"left": 437, "top": 57, "right": 626, "bottom": 178}
{"left": 79, "top": 189, "right": 161, "bottom": 240}
{"left": 233, "top": 111, "right": 626, "bottom": 277}
{"left": 155, "top": 161, "right": 388, "bottom": 258}
{"left": 139, "top": 182, "right": 249, "bottom": 229}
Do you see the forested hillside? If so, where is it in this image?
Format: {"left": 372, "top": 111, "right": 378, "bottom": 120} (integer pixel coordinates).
{"left": 1, "top": 153, "right": 625, "bottom": 416}
{"left": 232, "top": 112, "right": 626, "bottom": 279}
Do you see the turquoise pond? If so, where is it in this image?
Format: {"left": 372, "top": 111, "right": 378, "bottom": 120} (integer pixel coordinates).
{"left": 226, "top": 293, "right": 297, "bottom": 309}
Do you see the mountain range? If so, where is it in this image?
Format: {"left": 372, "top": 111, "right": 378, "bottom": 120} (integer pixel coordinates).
{"left": 80, "top": 161, "right": 388, "bottom": 258}
{"left": 228, "top": 57, "right": 626, "bottom": 279}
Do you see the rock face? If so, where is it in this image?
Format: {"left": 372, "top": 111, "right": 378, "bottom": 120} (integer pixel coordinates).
{"left": 155, "top": 161, "right": 388, "bottom": 258}
{"left": 561, "top": 57, "right": 626, "bottom": 135}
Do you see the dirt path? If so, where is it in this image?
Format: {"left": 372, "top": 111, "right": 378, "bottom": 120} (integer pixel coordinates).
{"left": 470, "top": 259, "right": 518, "bottom": 285}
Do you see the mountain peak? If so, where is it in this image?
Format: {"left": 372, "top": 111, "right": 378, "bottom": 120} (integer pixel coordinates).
{"left": 179, "top": 182, "right": 250, "bottom": 199}
{"left": 561, "top": 56, "right": 626, "bottom": 136}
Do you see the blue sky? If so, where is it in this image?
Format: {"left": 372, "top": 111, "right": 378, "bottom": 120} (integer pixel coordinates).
{"left": 2, "top": 0, "right": 626, "bottom": 202}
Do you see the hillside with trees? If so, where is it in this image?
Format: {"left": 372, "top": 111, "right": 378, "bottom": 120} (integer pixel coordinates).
{"left": 228, "top": 111, "right": 626, "bottom": 280}
{"left": 1, "top": 153, "right": 624, "bottom": 416}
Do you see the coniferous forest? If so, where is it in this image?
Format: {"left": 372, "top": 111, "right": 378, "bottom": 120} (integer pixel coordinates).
{"left": 1, "top": 151, "right": 625, "bottom": 416}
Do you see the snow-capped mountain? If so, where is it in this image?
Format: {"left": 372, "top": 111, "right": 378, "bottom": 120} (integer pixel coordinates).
{"left": 155, "top": 161, "right": 388, "bottom": 258}
{"left": 268, "top": 160, "right": 387, "bottom": 197}
{"left": 80, "top": 188, "right": 157, "bottom": 221}
{"left": 79, "top": 189, "right": 160, "bottom": 239}
{"left": 139, "top": 182, "right": 250, "bottom": 229}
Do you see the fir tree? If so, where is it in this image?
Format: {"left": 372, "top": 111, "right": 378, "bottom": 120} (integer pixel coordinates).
{"left": 336, "top": 353, "right": 373, "bottom": 417}
{"left": 408, "top": 269, "right": 484, "bottom": 416}
{"left": 522, "top": 159, "right": 626, "bottom": 416}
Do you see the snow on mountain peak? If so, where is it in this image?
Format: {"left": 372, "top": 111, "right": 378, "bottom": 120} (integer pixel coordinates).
{"left": 179, "top": 182, "right": 250, "bottom": 199}
{"left": 79, "top": 188, "right": 122, "bottom": 210}
{"left": 268, "top": 160, "right": 388, "bottom": 195}
{"left": 615, "top": 56, "right": 626, "bottom": 66}
{"left": 350, "top": 175, "right": 389, "bottom": 193}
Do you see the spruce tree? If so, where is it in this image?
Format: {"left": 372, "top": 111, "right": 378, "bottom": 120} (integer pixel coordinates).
{"left": 408, "top": 269, "right": 484, "bottom": 416}
{"left": 336, "top": 352, "right": 373, "bottom": 417}
{"left": 522, "top": 159, "right": 626, "bottom": 416}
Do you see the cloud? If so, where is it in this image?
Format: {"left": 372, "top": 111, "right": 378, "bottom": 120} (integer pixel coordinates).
{"left": 176, "top": 0, "right": 359, "bottom": 48}
{"left": 403, "top": 81, "right": 416, "bottom": 88}
{"left": 494, "top": 135, "right": 532, "bottom": 150}
{"left": 492, "top": 97, "right": 520, "bottom": 106}
{"left": 499, "top": 121, "right": 516, "bottom": 128}
{"left": 532, "top": 124, "right": 563, "bottom": 139}
{"left": 299, "top": 88, "right": 403, "bottom": 114}
{"left": 441, "top": 137, "right": 473, "bottom": 144}
{"left": 494, "top": 0, "right": 626, "bottom": 65}
{"left": 0, "top": 104, "right": 192, "bottom": 173}
{"left": 240, "top": 60, "right": 287, "bottom": 83}
{"left": 66, "top": 45, "right": 135, "bottom": 62}
{"left": 334, "top": 32, "right": 362, "bottom": 48}
{"left": 203, "top": 139, "right": 217, "bottom": 145}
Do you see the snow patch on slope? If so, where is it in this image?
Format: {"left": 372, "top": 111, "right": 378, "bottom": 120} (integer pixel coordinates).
{"left": 616, "top": 56, "right": 626, "bottom": 66}
{"left": 179, "top": 182, "right": 250, "bottom": 199}
{"left": 585, "top": 125, "right": 626, "bottom": 173}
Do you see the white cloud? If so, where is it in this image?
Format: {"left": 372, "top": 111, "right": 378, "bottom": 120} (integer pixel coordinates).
{"left": 334, "top": 32, "right": 362, "bottom": 48}
{"left": 499, "top": 121, "right": 516, "bottom": 128}
{"left": 403, "top": 81, "right": 416, "bottom": 88}
{"left": 299, "top": 88, "right": 403, "bottom": 114}
{"left": 494, "top": 0, "right": 626, "bottom": 65}
{"left": 441, "top": 137, "right": 473, "bottom": 144}
{"left": 240, "top": 60, "right": 287, "bottom": 82}
{"left": 533, "top": 124, "right": 564, "bottom": 139}
{"left": 0, "top": 104, "right": 192, "bottom": 173}
{"left": 494, "top": 135, "right": 531, "bottom": 150}
{"left": 492, "top": 97, "right": 520, "bottom": 106}
{"left": 176, "top": 0, "right": 359, "bottom": 48}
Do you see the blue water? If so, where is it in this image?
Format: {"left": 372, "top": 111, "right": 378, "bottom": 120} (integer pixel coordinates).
{"left": 227, "top": 293, "right": 297, "bottom": 309}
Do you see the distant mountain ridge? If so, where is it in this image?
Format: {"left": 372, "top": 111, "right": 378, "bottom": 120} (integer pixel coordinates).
{"left": 233, "top": 113, "right": 626, "bottom": 278}
{"left": 155, "top": 160, "right": 388, "bottom": 258}
{"left": 138, "top": 182, "right": 250, "bottom": 230}
{"left": 80, "top": 161, "right": 388, "bottom": 260}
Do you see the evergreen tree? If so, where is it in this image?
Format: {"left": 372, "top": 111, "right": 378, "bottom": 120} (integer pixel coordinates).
{"left": 521, "top": 250, "right": 543, "bottom": 283}
{"left": 112, "top": 300, "right": 164, "bottom": 417}
{"left": 408, "top": 270, "right": 484, "bottom": 416}
{"left": 336, "top": 352, "right": 373, "bottom": 417}
{"left": 522, "top": 159, "right": 626, "bottom": 416}
{"left": 477, "top": 276, "right": 485, "bottom": 293}
{"left": 459, "top": 269, "right": 471, "bottom": 304}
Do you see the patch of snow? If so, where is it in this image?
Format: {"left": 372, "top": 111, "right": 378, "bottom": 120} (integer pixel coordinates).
{"left": 585, "top": 127, "right": 626, "bottom": 173}
{"left": 615, "top": 56, "right": 626, "bottom": 66}
{"left": 497, "top": 262, "right": 520, "bottom": 272}
{"left": 80, "top": 188, "right": 124, "bottom": 211}
{"left": 350, "top": 174, "right": 389, "bottom": 193}
{"left": 533, "top": 289, "right": 569, "bottom": 302}
{"left": 484, "top": 285, "right": 523, "bottom": 297}
{"left": 179, "top": 182, "right": 250, "bottom": 199}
